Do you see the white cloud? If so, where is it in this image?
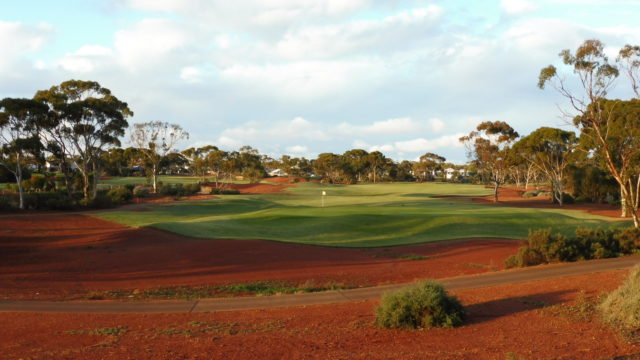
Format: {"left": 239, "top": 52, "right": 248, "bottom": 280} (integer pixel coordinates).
{"left": 500, "top": 0, "right": 539, "bottom": 16}
{"left": 0, "top": 21, "right": 53, "bottom": 71}
{"left": 217, "top": 116, "right": 330, "bottom": 147}
{"left": 114, "top": 18, "right": 190, "bottom": 71}
{"left": 180, "top": 66, "right": 203, "bottom": 83}
{"left": 393, "top": 134, "right": 465, "bottom": 153}
{"left": 286, "top": 145, "right": 308, "bottom": 153}
{"left": 337, "top": 117, "right": 445, "bottom": 136}
{"left": 221, "top": 59, "right": 385, "bottom": 100}
{"left": 58, "top": 45, "right": 113, "bottom": 73}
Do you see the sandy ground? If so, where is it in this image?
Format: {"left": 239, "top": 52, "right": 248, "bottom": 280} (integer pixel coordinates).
{"left": 1, "top": 270, "right": 638, "bottom": 360}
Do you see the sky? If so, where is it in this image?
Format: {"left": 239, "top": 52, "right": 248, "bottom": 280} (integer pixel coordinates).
{"left": 2, "top": 0, "right": 640, "bottom": 163}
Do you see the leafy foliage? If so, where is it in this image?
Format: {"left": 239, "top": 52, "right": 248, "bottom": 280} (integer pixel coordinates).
{"left": 375, "top": 281, "right": 465, "bottom": 329}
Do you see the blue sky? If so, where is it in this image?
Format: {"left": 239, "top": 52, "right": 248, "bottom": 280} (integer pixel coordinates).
{"left": 2, "top": 0, "right": 640, "bottom": 163}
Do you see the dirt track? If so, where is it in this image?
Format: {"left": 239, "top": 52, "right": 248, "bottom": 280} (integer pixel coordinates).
{"left": 1, "top": 255, "right": 637, "bottom": 313}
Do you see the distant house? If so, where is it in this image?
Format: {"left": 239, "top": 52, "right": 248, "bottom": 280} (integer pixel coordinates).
{"left": 267, "top": 168, "right": 288, "bottom": 177}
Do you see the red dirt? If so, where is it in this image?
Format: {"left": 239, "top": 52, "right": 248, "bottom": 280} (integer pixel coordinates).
{"left": 266, "top": 176, "right": 308, "bottom": 184}
{"left": 2, "top": 270, "right": 637, "bottom": 360}
{"left": 473, "top": 186, "right": 626, "bottom": 218}
{"left": 228, "top": 182, "right": 292, "bottom": 194}
{"left": 0, "top": 215, "right": 520, "bottom": 300}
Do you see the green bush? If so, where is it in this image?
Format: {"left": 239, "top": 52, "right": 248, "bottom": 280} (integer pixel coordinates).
{"left": 210, "top": 188, "right": 240, "bottom": 195}
{"left": 183, "top": 183, "right": 201, "bottom": 195}
{"left": 522, "top": 191, "right": 539, "bottom": 198}
{"left": 82, "top": 192, "right": 114, "bottom": 209}
{"left": 506, "top": 227, "right": 640, "bottom": 268}
{"left": 599, "top": 264, "right": 640, "bottom": 331}
{"left": 375, "top": 280, "right": 465, "bottom": 329}
{"left": 107, "top": 187, "right": 133, "bottom": 204}
{"left": 133, "top": 185, "right": 151, "bottom": 198}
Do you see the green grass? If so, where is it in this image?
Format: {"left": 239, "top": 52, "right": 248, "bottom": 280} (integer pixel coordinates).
{"left": 94, "top": 182, "right": 630, "bottom": 248}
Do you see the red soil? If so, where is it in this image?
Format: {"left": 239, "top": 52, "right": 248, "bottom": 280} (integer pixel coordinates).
{"left": 474, "top": 186, "right": 626, "bottom": 218}
{"left": 266, "top": 176, "right": 308, "bottom": 184}
{"left": 229, "top": 182, "right": 292, "bottom": 194}
{"left": 0, "top": 215, "right": 520, "bottom": 300}
{"left": 2, "top": 270, "right": 637, "bottom": 360}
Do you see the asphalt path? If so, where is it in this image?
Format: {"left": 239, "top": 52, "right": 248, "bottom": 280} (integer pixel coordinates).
{"left": 1, "top": 255, "right": 637, "bottom": 314}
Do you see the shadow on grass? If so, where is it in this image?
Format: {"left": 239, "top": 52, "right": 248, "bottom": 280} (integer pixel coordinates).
{"left": 464, "top": 290, "right": 570, "bottom": 325}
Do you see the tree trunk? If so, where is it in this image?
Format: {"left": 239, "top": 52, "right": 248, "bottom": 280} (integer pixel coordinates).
{"left": 16, "top": 153, "right": 25, "bottom": 210}
{"left": 556, "top": 180, "right": 564, "bottom": 206}
{"left": 91, "top": 161, "right": 99, "bottom": 199}
{"left": 621, "top": 186, "right": 628, "bottom": 217}
{"left": 82, "top": 170, "right": 90, "bottom": 201}
{"left": 493, "top": 181, "right": 499, "bottom": 203}
{"left": 152, "top": 163, "right": 158, "bottom": 193}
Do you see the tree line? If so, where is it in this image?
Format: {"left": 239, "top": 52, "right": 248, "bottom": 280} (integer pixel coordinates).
{"left": 1, "top": 39, "right": 640, "bottom": 228}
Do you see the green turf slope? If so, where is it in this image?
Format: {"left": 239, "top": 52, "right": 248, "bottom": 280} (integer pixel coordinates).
{"left": 95, "top": 182, "right": 629, "bottom": 247}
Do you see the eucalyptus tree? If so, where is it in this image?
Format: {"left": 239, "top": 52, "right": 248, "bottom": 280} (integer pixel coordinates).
{"left": 576, "top": 99, "right": 640, "bottom": 226}
{"left": 343, "top": 149, "right": 370, "bottom": 183}
{"left": 130, "top": 121, "right": 188, "bottom": 193}
{"left": 460, "top": 121, "right": 519, "bottom": 202}
{"left": 34, "top": 80, "right": 132, "bottom": 200}
{"left": 367, "top": 151, "right": 386, "bottom": 183}
{"left": 538, "top": 39, "right": 640, "bottom": 225}
{"left": 0, "top": 98, "right": 47, "bottom": 209}
{"left": 513, "top": 127, "right": 578, "bottom": 206}
{"left": 182, "top": 145, "right": 218, "bottom": 181}
{"left": 412, "top": 152, "right": 446, "bottom": 182}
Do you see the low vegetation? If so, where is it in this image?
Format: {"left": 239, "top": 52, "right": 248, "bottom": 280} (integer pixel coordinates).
{"left": 86, "top": 280, "right": 352, "bottom": 300}
{"left": 375, "top": 280, "right": 465, "bottom": 329}
{"left": 599, "top": 265, "right": 640, "bottom": 332}
{"left": 504, "top": 227, "right": 640, "bottom": 268}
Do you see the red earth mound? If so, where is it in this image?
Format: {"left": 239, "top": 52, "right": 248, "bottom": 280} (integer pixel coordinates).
{"left": 228, "top": 182, "right": 292, "bottom": 194}
{"left": 0, "top": 214, "right": 520, "bottom": 300}
{"left": 1, "top": 270, "right": 637, "bottom": 359}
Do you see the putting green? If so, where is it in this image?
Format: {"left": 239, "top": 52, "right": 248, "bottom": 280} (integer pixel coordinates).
{"left": 94, "top": 182, "right": 630, "bottom": 247}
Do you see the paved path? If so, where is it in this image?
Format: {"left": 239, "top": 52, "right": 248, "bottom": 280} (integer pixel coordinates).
{"left": 1, "top": 255, "right": 637, "bottom": 314}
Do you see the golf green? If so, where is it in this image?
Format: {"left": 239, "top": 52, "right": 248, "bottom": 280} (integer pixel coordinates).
{"left": 94, "top": 182, "right": 629, "bottom": 247}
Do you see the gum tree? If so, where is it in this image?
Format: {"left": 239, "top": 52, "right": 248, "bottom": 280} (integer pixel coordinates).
{"left": 34, "top": 80, "right": 132, "bottom": 200}
{"left": 130, "top": 121, "right": 189, "bottom": 193}
{"left": 513, "top": 127, "right": 578, "bottom": 206}
{"left": 460, "top": 121, "right": 519, "bottom": 202}
{"left": 538, "top": 39, "right": 640, "bottom": 226}
{"left": 0, "top": 98, "right": 47, "bottom": 209}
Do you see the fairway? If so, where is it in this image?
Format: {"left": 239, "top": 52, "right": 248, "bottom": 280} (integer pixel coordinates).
{"left": 95, "top": 182, "right": 630, "bottom": 247}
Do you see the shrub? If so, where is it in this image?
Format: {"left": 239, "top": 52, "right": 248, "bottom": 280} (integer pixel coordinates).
{"left": 124, "top": 183, "right": 136, "bottom": 192}
{"left": 504, "top": 246, "right": 546, "bottom": 268}
{"left": 133, "top": 185, "right": 151, "bottom": 198}
{"left": 375, "top": 280, "right": 465, "bottom": 329}
{"left": 599, "top": 264, "right": 640, "bottom": 331}
{"left": 210, "top": 188, "right": 240, "bottom": 195}
{"left": 42, "top": 193, "right": 76, "bottom": 210}
{"left": 183, "top": 183, "right": 201, "bottom": 195}
{"left": 107, "top": 187, "right": 133, "bottom": 204}
{"left": 506, "top": 227, "right": 640, "bottom": 268}
{"left": 522, "top": 191, "right": 539, "bottom": 198}
{"left": 82, "top": 192, "right": 114, "bottom": 209}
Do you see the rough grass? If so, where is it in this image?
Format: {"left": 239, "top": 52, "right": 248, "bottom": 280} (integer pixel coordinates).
{"left": 375, "top": 280, "right": 465, "bottom": 329}
{"left": 599, "top": 265, "right": 640, "bottom": 331}
{"left": 94, "top": 182, "right": 629, "bottom": 248}
{"left": 86, "top": 280, "right": 352, "bottom": 300}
